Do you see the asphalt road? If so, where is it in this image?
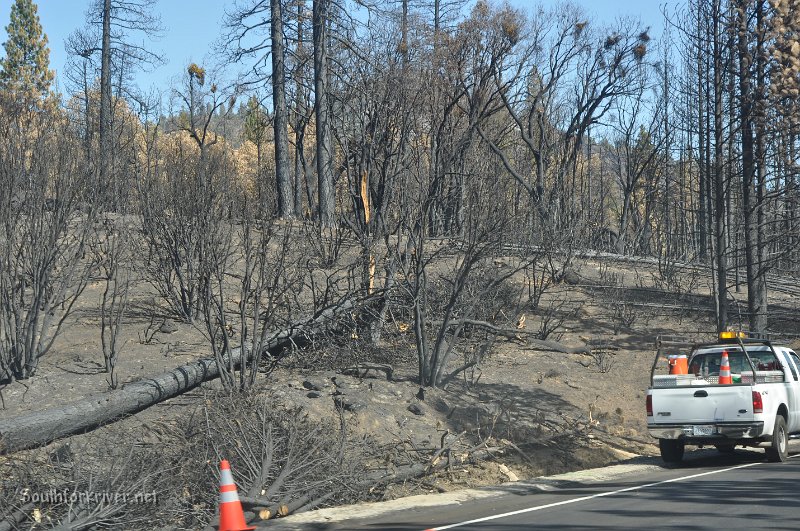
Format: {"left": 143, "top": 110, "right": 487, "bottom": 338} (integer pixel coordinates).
{"left": 265, "top": 446, "right": 800, "bottom": 530}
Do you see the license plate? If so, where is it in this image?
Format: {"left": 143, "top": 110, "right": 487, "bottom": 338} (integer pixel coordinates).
{"left": 693, "top": 425, "right": 714, "bottom": 436}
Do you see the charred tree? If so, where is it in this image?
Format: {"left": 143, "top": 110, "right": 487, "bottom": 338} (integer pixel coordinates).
{"left": 313, "top": 0, "right": 335, "bottom": 226}
{"left": 272, "top": 0, "right": 294, "bottom": 217}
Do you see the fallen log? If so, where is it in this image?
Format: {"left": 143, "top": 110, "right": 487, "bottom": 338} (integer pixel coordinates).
{"left": 0, "top": 298, "right": 358, "bottom": 454}
{"left": 340, "top": 362, "right": 394, "bottom": 381}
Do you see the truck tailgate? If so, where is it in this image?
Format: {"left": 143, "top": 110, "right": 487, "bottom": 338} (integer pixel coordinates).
{"left": 650, "top": 386, "right": 754, "bottom": 424}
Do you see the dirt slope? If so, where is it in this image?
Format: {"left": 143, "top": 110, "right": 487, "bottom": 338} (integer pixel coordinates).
{"left": 3, "top": 255, "right": 800, "bottom": 528}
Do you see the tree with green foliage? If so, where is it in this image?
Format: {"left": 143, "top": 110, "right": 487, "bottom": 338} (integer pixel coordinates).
{"left": 244, "top": 95, "right": 271, "bottom": 206}
{"left": 0, "top": 0, "right": 53, "bottom": 99}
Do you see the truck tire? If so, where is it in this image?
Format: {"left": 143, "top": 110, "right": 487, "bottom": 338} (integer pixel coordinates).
{"left": 659, "top": 439, "right": 684, "bottom": 464}
{"left": 766, "top": 415, "right": 789, "bottom": 463}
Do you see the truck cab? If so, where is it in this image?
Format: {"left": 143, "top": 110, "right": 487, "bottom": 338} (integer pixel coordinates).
{"left": 646, "top": 333, "right": 800, "bottom": 463}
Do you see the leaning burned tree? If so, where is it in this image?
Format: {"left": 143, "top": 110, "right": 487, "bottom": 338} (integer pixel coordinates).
{"left": 0, "top": 296, "right": 362, "bottom": 453}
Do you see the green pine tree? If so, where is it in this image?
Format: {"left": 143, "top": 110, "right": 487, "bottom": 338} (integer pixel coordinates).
{"left": 0, "top": 0, "right": 53, "bottom": 98}
{"left": 244, "top": 96, "right": 270, "bottom": 195}
{"left": 244, "top": 96, "right": 269, "bottom": 148}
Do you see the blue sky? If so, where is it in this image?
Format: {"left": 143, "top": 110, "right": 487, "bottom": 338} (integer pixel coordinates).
{"left": 0, "top": 0, "right": 229, "bottom": 93}
{"left": 0, "top": 0, "right": 677, "bottom": 95}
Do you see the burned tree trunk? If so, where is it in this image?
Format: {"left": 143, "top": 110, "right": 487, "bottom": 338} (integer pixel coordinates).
{"left": 272, "top": 0, "right": 293, "bottom": 217}
{"left": 313, "top": 0, "right": 335, "bottom": 226}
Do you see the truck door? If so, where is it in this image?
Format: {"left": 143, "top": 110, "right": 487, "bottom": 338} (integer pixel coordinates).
{"left": 785, "top": 350, "right": 800, "bottom": 432}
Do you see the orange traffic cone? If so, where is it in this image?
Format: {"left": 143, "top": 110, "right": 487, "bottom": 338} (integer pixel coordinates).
{"left": 218, "top": 460, "right": 255, "bottom": 531}
{"left": 718, "top": 350, "right": 732, "bottom": 385}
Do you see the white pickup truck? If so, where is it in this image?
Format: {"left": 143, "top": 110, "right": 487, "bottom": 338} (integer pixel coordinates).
{"left": 647, "top": 334, "right": 800, "bottom": 464}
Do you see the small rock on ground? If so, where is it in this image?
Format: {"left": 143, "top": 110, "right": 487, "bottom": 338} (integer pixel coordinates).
{"left": 407, "top": 403, "right": 425, "bottom": 416}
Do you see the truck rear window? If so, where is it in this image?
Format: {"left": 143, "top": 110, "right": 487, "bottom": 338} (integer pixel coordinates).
{"left": 688, "top": 349, "right": 781, "bottom": 376}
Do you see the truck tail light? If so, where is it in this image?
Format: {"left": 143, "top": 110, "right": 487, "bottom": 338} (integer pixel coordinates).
{"left": 646, "top": 394, "right": 653, "bottom": 417}
{"left": 752, "top": 391, "right": 763, "bottom": 414}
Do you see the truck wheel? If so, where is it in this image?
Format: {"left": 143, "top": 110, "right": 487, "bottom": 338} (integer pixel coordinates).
{"left": 659, "top": 439, "right": 684, "bottom": 464}
{"left": 766, "top": 415, "right": 789, "bottom": 463}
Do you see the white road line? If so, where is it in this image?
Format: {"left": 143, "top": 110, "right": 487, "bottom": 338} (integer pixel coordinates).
{"left": 425, "top": 456, "right": 798, "bottom": 531}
